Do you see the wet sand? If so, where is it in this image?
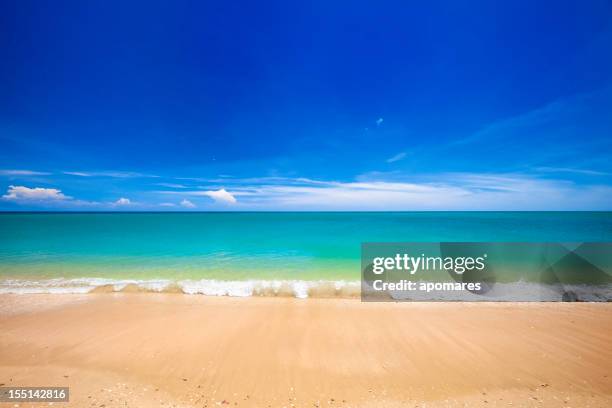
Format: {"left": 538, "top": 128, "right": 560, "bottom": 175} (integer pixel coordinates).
{"left": 1, "top": 294, "right": 611, "bottom": 407}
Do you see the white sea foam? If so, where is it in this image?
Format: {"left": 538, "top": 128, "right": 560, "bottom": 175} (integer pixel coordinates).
{"left": 0, "top": 278, "right": 174, "bottom": 294}
{"left": 0, "top": 278, "right": 361, "bottom": 298}
{"left": 1, "top": 278, "right": 610, "bottom": 301}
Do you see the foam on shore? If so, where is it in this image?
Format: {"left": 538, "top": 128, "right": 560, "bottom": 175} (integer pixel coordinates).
{"left": 0, "top": 278, "right": 361, "bottom": 299}
{"left": 1, "top": 278, "right": 611, "bottom": 301}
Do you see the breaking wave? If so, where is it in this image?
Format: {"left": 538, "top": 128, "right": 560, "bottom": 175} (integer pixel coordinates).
{"left": 0, "top": 278, "right": 361, "bottom": 299}
{"left": 1, "top": 278, "right": 610, "bottom": 301}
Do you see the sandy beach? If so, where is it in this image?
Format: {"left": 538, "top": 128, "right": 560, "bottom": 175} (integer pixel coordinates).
{"left": 0, "top": 294, "right": 611, "bottom": 407}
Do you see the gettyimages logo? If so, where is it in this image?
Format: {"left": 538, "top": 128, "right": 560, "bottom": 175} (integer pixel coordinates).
{"left": 361, "top": 242, "right": 612, "bottom": 302}
{"left": 371, "top": 253, "right": 488, "bottom": 275}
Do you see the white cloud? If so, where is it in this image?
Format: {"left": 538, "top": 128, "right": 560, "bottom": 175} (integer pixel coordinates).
{"left": 386, "top": 152, "right": 407, "bottom": 163}
{"left": 376, "top": 117, "right": 384, "bottom": 126}
{"left": 156, "top": 183, "right": 188, "bottom": 189}
{"left": 194, "top": 176, "right": 336, "bottom": 186}
{"left": 1, "top": 186, "right": 139, "bottom": 209}
{"left": 115, "top": 197, "right": 131, "bottom": 206}
{"left": 63, "top": 171, "right": 91, "bottom": 177}
{"left": 162, "top": 173, "right": 612, "bottom": 211}
{"left": 180, "top": 199, "right": 196, "bottom": 208}
{"left": 64, "top": 171, "right": 158, "bottom": 178}
{"left": 2, "top": 185, "right": 70, "bottom": 201}
{"left": 0, "top": 170, "right": 51, "bottom": 176}
{"left": 203, "top": 189, "right": 237, "bottom": 204}
{"left": 159, "top": 202, "right": 176, "bottom": 207}
{"left": 278, "top": 179, "right": 608, "bottom": 210}
{"left": 535, "top": 167, "right": 609, "bottom": 176}
{"left": 159, "top": 189, "right": 236, "bottom": 205}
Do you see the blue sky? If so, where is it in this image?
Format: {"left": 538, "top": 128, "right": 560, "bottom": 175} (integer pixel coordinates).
{"left": 1, "top": 1, "right": 612, "bottom": 210}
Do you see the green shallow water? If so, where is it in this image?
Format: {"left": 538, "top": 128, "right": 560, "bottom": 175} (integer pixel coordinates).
{"left": 1, "top": 212, "right": 611, "bottom": 282}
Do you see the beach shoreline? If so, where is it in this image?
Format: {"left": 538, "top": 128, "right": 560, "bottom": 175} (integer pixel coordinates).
{"left": 1, "top": 294, "right": 611, "bottom": 407}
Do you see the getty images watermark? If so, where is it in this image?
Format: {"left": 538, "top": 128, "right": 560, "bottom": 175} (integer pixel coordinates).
{"left": 361, "top": 242, "right": 612, "bottom": 302}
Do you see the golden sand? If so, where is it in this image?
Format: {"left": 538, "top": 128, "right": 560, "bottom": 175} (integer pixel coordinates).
{"left": 1, "top": 294, "right": 611, "bottom": 407}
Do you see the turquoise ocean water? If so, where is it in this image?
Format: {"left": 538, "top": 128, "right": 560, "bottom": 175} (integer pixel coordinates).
{"left": 1, "top": 212, "right": 611, "bottom": 298}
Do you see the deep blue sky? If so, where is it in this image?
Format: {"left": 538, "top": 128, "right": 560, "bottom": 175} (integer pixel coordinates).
{"left": 1, "top": 1, "right": 612, "bottom": 210}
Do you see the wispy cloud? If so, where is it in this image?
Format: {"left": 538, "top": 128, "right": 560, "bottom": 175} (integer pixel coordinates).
{"left": 195, "top": 176, "right": 335, "bottom": 186}
{"left": 0, "top": 169, "right": 52, "bottom": 176}
{"left": 260, "top": 175, "right": 611, "bottom": 210}
{"left": 156, "top": 182, "right": 188, "bottom": 189}
{"left": 451, "top": 96, "right": 575, "bottom": 147}
{"left": 63, "top": 171, "right": 158, "bottom": 178}
{"left": 5, "top": 172, "right": 610, "bottom": 211}
{"left": 535, "top": 167, "right": 609, "bottom": 176}
{"left": 451, "top": 85, "right": 612, "bottom": 148}
{"left": 156, "top": 173, "right": 612, "bottom": 210}
{"left": 62, "top": 171, "right": 91, "bottom": 177}
{"left": 386, "top": 152, "right": 407, "bottom": 163}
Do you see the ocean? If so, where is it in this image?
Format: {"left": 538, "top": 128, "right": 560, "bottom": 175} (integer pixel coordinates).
{"left": 1, "top": 212, "right": 611, "bottom": 299}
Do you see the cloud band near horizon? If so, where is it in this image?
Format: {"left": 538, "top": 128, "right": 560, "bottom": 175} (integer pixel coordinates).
{"left": 1, "top": 172, "right": 611, "bottom": 211}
